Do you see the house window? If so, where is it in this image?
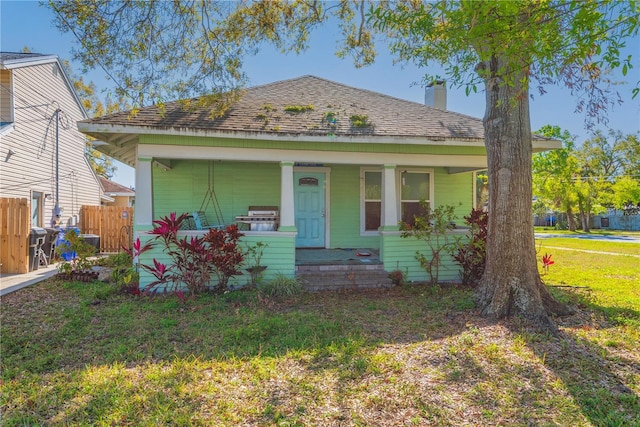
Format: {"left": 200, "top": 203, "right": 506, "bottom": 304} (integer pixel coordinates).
{"left": 400, "top": 171, "right": 432, "bottom": 226}
{"left": 361, "top": 168, "right": 434, "bottom": 232}
{"left": 31, "top": 191, "right": 43, "bottom": 227}
{"left": 0, "top": 69, "right": 14, "bottom": 126}
{"left": 362, "top": 170, "right": 381, "bottom": 232}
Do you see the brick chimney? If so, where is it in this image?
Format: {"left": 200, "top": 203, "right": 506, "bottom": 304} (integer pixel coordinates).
{"left": 425, "top": 80, "right": 446, "bottom": 110}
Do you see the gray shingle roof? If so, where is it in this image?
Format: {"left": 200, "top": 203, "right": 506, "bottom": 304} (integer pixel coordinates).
{"left": 82, "top": 75, "right": 489, "bottom": 141}
{"left": 98, "top": 176, "right": 134, "bottom": 194}
{"left": 0, "top": 52, "right": 56, "bottom": 66}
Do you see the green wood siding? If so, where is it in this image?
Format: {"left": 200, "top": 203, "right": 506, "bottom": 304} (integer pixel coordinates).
{"left": 153, "top": 160, "right": 280, "bottom": 223}
{"left": 434, "top": 168, "right": 474, "bottom": 221}
{"left": 381, "top": 232, "right": 464, "bottom": 283}
{"left": 135, "top": 232, "right": 295, "bottom": 291}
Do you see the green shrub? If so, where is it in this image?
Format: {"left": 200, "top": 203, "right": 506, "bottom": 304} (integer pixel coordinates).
{"left": 259, "top": 274, "right": 302, "bottom": 297}
{"left": 400, "top": 202, "right": 458, "bottom": 286}
{"left": 98, "top": 252, "right": 132, "bottom": 268}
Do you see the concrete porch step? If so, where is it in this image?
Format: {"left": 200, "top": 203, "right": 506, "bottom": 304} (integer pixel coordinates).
{"left": 296, "top": 264, "right": 393, "bottom": 291}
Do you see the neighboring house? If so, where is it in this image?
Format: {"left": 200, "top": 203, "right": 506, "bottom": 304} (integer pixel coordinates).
{"left": 79, "top": 75, "right": 559, "bottom": 288}
{"left": 0, "top": 52, "right": 102, "bottom": 228}
{"left": 99, "top": 176, "right": 135, "bottom": 207}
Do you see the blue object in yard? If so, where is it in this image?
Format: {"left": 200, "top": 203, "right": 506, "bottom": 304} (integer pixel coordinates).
{"left": 56, "top": 227, "right": 81, "bottom": 261}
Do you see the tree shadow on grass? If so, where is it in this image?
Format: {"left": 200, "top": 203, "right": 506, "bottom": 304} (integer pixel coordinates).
{"left": 140, "top": 284, "right": 474, "bottom": 361}
{"left": 8, "top": 279, "right": 639, "bottom": 425}
{"left": 519, "top": 287, "right": 640, "bottom": 426}
{"left": 1, "top": 281, "right": 477, "bottom": 424}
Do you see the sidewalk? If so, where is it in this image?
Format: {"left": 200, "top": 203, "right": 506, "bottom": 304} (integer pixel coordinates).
{"left": 0, "top": 262, "right": 60, "bottom": 297}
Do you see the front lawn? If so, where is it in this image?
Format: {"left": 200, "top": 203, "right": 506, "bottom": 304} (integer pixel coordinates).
{"left": 1, "top": 243, "right": 639, "bottom": 426}
{"left": 537, "top": 237, "right": 640, "bottom": 322}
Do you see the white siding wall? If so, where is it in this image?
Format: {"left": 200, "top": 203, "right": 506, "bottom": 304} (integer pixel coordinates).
{"left": 0, "top": 61, "right": 102, "bottom": 227}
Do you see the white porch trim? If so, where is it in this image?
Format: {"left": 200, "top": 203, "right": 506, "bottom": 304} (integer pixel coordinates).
{"left": 135, "top": 156, "right": 153, "bottom": 226}
{"left": 381, "top": 164, "right": 399, "bottom": 230}
{"left": 137, "top": 144, "right": 488, "bottom": 168}
{"left": 279, "top": 161, "right": 296, "bottom": 232}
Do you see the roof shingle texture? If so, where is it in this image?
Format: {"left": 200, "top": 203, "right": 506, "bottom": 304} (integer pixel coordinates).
{"left": 82, "top": 75, "right": 488, "bottom": 141}
{"left": 0, "top": 52, "right": 49, "bottom": 63}
{"left": 99, "top": 176, "right": 134, "bottom": 194}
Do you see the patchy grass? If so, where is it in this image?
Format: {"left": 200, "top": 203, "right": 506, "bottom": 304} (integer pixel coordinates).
{"left": 537, "top": 237, "right": 640, "bottom": 323}
{"left": 2, "top": 253, "right": 639, "bottom": 425}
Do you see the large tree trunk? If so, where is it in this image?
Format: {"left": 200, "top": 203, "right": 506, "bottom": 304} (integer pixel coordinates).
{"left": 474, "top": 55, "right": 572, "bottom": 334}
{"left": 566, "top": 205, "right": 577, "bottom": 232}
{"left": 577, "top": 197, "right": 590, "bottom": 232}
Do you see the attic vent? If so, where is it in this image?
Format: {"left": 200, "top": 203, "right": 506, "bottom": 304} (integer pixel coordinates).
{"left": 298, "top": 177, "right": 318, "bottom": 186}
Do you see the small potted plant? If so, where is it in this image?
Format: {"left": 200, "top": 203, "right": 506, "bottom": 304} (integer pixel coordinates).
{"left": 244, "top": 241, "right": 268, "bottom": 286}
{"left": 387, "top": 269, "right": 406, "bottom": 286}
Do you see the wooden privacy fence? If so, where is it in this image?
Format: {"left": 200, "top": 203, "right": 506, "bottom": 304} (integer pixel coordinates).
{"left": 80, "top": 205, "right": 133, "bottom": 253}
{"left": 0, "top": 198, "right": 30, "bottom": 274}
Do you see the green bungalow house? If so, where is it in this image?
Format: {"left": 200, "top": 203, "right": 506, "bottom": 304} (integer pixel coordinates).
{"left": 78, "top": 75, "right": 559, "bottom": 290}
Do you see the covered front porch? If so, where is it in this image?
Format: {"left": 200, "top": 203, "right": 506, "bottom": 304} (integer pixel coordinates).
{"left": 129, "top": 140, "right": 484, "bottom": 289}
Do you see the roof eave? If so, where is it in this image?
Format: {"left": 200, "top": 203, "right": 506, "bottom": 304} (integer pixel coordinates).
{"left": 1, "top": 54, "right": 58, "bottom": 69}
{"left": 78, "top": 122, "right": 560, "bottom": 167}
{"left": 78, "top": 122, "right": 487, "bottom": 144}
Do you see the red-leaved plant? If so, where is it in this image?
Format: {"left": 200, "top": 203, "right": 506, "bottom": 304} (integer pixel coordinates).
{"left": 135, "top": 212, "right": 245, "bottom": 294}
{"left": 542, "top": 253, "right": 554, "bottom": 274}
{"left": 452, "top": 208, "right": 488, "bottom": 287}
{"left": 203, "top": 225, "right": 245, "bottom": 292}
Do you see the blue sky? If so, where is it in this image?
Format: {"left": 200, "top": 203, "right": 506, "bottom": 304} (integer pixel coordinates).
{"left": 2, "top": 0, "right": 639, "bottom": 188}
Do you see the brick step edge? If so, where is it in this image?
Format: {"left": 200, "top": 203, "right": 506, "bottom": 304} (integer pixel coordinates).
{"left": 296, "top": 264, "right": 386, "bottom": 273}
{"left": 297, "top": 270, "right": 393, "bottom": 291}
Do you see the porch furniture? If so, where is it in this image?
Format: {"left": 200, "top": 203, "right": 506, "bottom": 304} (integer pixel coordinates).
{"left": 235, "top": 206, "right": 279, "bottom": 231}
{"left": 38, "top": 228, "right": 60, "bottom": 266}
{"left": 29, "top": 227, "right": 47, "bottom": 271}
{"left": 192, "top": 211, "right": 225, "bottom": 230}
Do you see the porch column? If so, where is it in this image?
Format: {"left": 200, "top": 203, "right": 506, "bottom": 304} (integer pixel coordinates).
{"left": 279, "top": 161, "right": 296, "bottom": 232}
{"left": 380, "top": 164, "right": 399, "bottom": 230}
{"left": 135, "top": 156, "right": 153, "bottom": 227}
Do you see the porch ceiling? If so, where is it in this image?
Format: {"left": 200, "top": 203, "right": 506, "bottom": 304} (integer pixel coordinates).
{"left": 89, "top": 131, "right": 138, "bottom": 167}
